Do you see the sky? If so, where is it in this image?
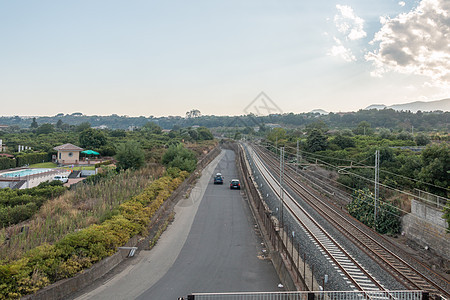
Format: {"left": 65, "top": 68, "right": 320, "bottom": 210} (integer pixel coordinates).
{"left": 0, "top": 0, "right": 449, "bottom": 117}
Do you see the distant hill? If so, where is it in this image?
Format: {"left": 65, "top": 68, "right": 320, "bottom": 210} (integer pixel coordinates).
{"left": 365, "top": 98, "right": 450, "bottom": 112}
{"left": 310, "top": 109, "right": 329, "bottom": 115}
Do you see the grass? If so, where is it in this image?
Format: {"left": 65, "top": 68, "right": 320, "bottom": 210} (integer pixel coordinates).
{"left": 27, "top": 162, "right": 95, "bottom": 171}
{"left": 0, "top": 163, "right": 165, "bottom": 261}
{"left": 28, "top": 162, "right": 57, "bottom": 168}
{"left": 61, "top": 165, "right": 96, "bottom": 171}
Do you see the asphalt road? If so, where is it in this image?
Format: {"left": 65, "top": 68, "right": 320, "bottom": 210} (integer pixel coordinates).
{"left": 75, "top": 149, "right": 281, "bottom": 300}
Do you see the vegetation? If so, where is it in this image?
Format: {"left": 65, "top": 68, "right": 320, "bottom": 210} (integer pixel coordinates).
{"left": 0, "top": 170, "right": 188, "bottom": 299}
{"left": 0, "top": 109, "right": 448, "bottom": 132}
{"left": 115, "top": 141, "right": 145, "bottom": 170}
{"left": 347, "top": 189, "right": 401, "bottom": 235}
{"left": 161, "top": 144, "right": 197, "bottom": 173}
{"left": 0, "top": 182, "right": 66, "bottom": 228}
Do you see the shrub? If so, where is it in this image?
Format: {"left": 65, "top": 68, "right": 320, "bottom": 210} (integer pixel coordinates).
{"left": 161, "top": 144, "right": 197, "bottom": 172}
{"left": 15, "top": 153, "right": 49, "bottom": 167}
{"left": 0, "top": 157, "right": 15, "bottom": 171}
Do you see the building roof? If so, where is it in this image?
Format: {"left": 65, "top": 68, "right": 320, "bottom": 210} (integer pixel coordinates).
{"left": 53, "top": 143, "right": 83, "bottom": 151}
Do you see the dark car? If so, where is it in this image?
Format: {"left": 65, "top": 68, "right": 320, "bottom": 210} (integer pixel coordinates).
{"left": 214, "top": 173, "right": 223, "bottom": 184}
{"left": 230, "top": 179, "right": 240, "bottom": 190}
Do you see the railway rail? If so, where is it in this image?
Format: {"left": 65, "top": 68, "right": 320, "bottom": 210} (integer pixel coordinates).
{"left": 249, "top": 143, "right": 449, "bottom": 298}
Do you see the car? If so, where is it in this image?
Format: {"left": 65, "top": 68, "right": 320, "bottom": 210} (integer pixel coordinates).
{"left": 230, "top": 179, "right": 240, "bottom": 190}
{"left": 213, "top": 173, "right": 223, "bottom": 184}
{"left": 53, "top": 175, "right": 68, "bottom": 183}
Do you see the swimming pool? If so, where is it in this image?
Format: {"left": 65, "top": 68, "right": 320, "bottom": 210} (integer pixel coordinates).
{"left": 0, "top": 168, "right": 53, "bottom": 178}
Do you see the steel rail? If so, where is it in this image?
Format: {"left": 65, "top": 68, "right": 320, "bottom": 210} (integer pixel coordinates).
{"left": 254, "top": 143, "right": 450, "bottom": 298}
{"left": 249, "top": 145, "right": 388, "bottom": 295}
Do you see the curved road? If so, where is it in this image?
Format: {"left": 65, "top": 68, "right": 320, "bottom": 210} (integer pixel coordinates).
{"left": 74, "top": 149, "right": 281, "bottom": 300}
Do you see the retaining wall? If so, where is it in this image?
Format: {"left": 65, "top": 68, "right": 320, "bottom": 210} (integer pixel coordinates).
{"left": 402, "top": 199, "right": 449, "bottom": 261}
{"left": 23, "top": 145, "right": 220, "bottom": 300}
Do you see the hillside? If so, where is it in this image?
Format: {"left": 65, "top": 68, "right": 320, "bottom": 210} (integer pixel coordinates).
{"left": 366, "top": 98, "right": 450, "bottom": 112}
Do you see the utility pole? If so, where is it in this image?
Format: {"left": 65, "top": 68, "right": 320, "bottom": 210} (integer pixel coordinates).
{"left": 279, "top": 147, "right": 285, "bottom": 226}
{"left": 296, "top": 140, "right": 299, "bottom": 174}
{"left": 374, "top": 150, "right": 380, "bottom": 228}
{"left": 275, "top": 136, "right": 278, "bottom": 155}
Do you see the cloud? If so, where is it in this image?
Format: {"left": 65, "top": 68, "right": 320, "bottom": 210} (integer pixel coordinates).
{"left": 366, "top": 0, "right": 450, "bottom": 86}
{"left": 328, "top": 37, "right": 356, "bottom": 62}
{"left": 334, "top": 5, "right": 367, "bottom": 40}
{"left": 398, "top": 1, "right": 406, "bottom": 7}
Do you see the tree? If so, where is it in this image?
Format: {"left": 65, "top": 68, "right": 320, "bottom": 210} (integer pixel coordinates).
{"left": 75, "top": 122, "right": 91, "bottom": 132}
{"left": 417, "top": 144, "right": 449, "bottom": 196}
{"left": 267, "top": 128, "right": 286, "bottom": 144}
{"left": 115, "top": 141, "right": 145, "bottom": 170}
{"left": 415, "top": 133, "right": 430, "bottom": 146}
{"left": 142, "top": 122, "right": 162, "bottom": 134}
{"left": 332, "top": 134, "right": 355, "bottom": 149}
{"left": 79, "top": 128, "right": 107, "bottom": 149}
{"left": 35, "top": 123, "right": 54, "bottom": 135}
{"left": 196, "top": 127, "right": 214, "bottom": 140}
{"left": 353, "top": 121, "right": 373, "bottom": 135}
{"left": 347, "top": 189, "right": 401, "bottom": 235}
{"left": 56, "top": 119, "right": 63, "bottom": 129}
{"left": 186, "top": 109, "right": 201, "bottom": 118}
{"left": 30, "top": 117, "right": 38, "bottom": 129}
{"left": 162, "top": 144, "right": 197, "bottom": 172}
{"left": 306, "top": 128, "right": 327, "bottom": 152}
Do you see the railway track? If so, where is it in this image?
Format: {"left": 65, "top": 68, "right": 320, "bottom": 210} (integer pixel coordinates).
{"left": 250, "top": 143, "right": 449, "bottom": 298}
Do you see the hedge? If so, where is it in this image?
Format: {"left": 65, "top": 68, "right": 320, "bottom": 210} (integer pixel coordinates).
{"left": 0, "top": 158, "right": 15, "bottom": 171}
{"left": 15, "top": 153, "right": 49, "bottom": 168}
{"left": 0, "top": 170, "right": 188, "bottom": 299}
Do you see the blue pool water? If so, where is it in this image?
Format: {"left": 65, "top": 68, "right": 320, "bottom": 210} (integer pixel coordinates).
{"left": 1, "top": 168, "right": 52, "bottom": 177}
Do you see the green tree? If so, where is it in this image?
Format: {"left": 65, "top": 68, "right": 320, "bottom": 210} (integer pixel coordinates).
{"left": 115, "top": 141, "right": 145, "bottom": 170}
{"left": 30, "top": 117, "right": 38, "bottom": 129}
{"left": 306, "top": 128, "right": 327, "bottom": 152}
{"left": 56, "top": 119, "right": 63, "bottom": 129}
{"left": 79, "top": 128, "right": 107, "bottom": 149}
{"left": 415, "top": 133, "right": 430, "bottom": 146}
{"left": 75, "top": 122, "right": 91, "bottom": 132}
{"left": 417, "top": 144, "right": 449, "bottom": 196}
{"left": 196, "top": 127, "right": 214, "bottom": 140}
{"left": 162, "top": 144, "right": 197, "bottom": 172}
{"left": 353, "top": 121, "right": 373, "bottom": 135}
{"left": 267, "top": 128, "right": 287, "bottom": 145}
{"left": 347, "top": 189, "right": 401, "bottom": 235}
{"left": 142, "top": 122, "right": 162, "bottom": 134}
{"left": 35, "top": 123, "right": 54, "bottom": 135}
{"left": 332, "top": 134, "right": 355, "bottom": 149}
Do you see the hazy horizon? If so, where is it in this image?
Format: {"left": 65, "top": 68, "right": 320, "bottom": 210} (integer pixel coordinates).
{"left": 1, "top": 1, "right": 449, "bottom": 116}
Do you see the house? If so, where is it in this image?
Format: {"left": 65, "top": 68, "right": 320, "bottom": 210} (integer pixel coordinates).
{"left": 53, "top": 143, "right": 83, "bottom": 165}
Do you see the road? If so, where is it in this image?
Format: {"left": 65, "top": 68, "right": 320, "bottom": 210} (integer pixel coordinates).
{"left": 74, "top": 149, "right": 281, "bottom": 300}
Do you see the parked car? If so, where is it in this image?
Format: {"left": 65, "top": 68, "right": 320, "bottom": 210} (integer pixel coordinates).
{"left": 214, "top": 173, "right": 223, "bottom": 184}
{"left": 53, "top": 175, "right": 68, "bottom": 183}
{"left": 230, "top": 179, "right": 240, "bottom": 190}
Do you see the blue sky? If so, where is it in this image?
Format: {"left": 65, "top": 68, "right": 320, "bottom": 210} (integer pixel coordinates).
{"left": 1, "top": 0, "right": 449, "bottom": 116}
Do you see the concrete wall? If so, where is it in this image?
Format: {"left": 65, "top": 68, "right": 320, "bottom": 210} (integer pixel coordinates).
{"left": 57, "top": 150, "right": 80, "bottom": 165}
{"left": 23, "top": 171, "right": 71, "bottom": 189}
{"left": 22, "top": 145, "right": 221, "bottom": 300}
{"left": 402, "top": 199, "right": 449, "bottom": 260}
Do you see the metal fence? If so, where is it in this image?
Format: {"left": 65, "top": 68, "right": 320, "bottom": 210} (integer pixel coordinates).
{"left": 188, "top": 290, "right": 427, "bottom": 300}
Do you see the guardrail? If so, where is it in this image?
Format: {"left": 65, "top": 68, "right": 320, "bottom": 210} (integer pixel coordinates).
{"left": 224, "top": 142, "right": 308, "bottom": 291}
{"left": 187, "top": 290, "right": 428, "bottom": 300}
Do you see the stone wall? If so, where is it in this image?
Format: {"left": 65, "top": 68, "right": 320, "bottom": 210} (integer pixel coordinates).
{"left": 402, "top": 199, "right": 449, "bottom": 260}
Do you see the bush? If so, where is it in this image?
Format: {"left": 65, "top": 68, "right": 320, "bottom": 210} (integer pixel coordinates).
{"left": 15, "top": 152, "right": 49, "bottom": 167}
{"left": 0, "top": 157, "right": 15, "bottom": 170}
{"left": 0, "top": 171, "right": 189, "bottom": 298}
{"left": 115, "top": 141, "right": 145, "bottom": 170}
{"left": 161, "top": 144, "right": 197, "bottom": 172}
{"left": 347, "top": 189, "right": 401, "bottom": 235}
